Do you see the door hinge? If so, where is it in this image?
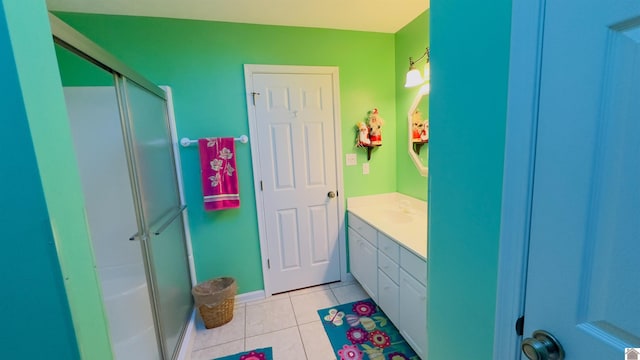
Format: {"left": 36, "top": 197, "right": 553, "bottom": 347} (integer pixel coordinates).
{"left": 251, "top": 91, "right": 261, "bottom": 106}
{"left": 260, "top": 181, "right": 263, "bottom": 191}
{"left": 515, "top": 315, "right": 525, "bottom": 336}
{"left": 267, "top": 258, "right": 270, "bottom": 269}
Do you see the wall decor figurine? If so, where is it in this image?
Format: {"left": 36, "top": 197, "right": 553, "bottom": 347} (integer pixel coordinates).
{"left": 368, "top": 108, "right": 384, "bottom": 146}
{"left": 411, "top": 109, "right": 428, "bottom": 143}
{"left": 411, "top": 110, "right": 424, "bottom": 142}
{"left": 356, "top": 121, "right": 371, "bottom": 147}
{"left": 420, "top": 119, "right": 429, "bottom": 142}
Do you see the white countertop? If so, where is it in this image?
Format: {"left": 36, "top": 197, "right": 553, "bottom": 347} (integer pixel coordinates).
{"left": 347, "top": 192, "right": 427, "bottom": 259}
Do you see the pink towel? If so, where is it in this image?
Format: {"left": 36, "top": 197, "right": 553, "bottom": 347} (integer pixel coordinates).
{"left": 198, "top": 137, "right": 240, "bottom": 211}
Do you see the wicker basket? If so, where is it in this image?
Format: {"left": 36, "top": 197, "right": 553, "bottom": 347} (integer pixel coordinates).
{"left": 192, "top": 277, "right": 237, "bottom": 329}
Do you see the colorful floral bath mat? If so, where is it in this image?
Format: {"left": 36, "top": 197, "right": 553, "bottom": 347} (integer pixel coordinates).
{"left": 318, "top": 299, "right": 419, "bottom": 360}
{"left": 214, "top": 347, "right": 272, "bottom": 360}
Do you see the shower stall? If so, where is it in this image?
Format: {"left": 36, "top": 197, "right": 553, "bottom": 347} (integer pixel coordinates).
{"left": 51, "top": 14, "right": 194, "bottom": 360}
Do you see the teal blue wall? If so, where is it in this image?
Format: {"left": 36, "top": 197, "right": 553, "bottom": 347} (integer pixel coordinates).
{"left": 0, "top": 2, "right": 79, "bottom": 358}
{"left": 57, "top": 13, "right": 398, "bottom": 293}
{"left": 428, "top": 0, "right": 511, "bottom": 358}
{"left": 4, "top": 2, "right": 113, "bottom": 358}
{"left": 395, "top": 11, "right": 429, "bottom": 201}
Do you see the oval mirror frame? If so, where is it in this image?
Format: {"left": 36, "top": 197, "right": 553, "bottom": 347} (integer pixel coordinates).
{"left": 408, "top": 89, "right": 428, "bottom": 176}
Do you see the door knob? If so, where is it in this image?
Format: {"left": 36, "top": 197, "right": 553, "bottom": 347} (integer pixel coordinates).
{"left": 327, "top": 191, "right": 336, "bottom": 198}
{"left": 522, "top": 330, "right": 564, "bottom": 360}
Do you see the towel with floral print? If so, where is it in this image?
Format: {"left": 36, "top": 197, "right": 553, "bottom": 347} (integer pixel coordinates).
{"left": 198, "top": 137, "right": 240, "bottom": 211}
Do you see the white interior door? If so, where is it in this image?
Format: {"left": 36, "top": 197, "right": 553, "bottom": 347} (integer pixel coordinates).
{"left": 523, "top": 0, "right": 640, "bottom": 358}
{"left": 250, "top": 70, "right": 342, "bottom": 294}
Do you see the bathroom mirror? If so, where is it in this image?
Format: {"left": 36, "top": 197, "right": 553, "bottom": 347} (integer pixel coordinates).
{"left": 408, "top": 87, "right": 429, "bottom": 176}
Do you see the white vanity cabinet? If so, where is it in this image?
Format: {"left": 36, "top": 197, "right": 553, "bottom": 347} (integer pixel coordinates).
{"left": 399, "top": 248, "right": 427, "bottom": 359}
{"left": 348, "top": 215, "right": 378, "bottom": 301}
{"left": 347, "top": 211, "right": 427, "bottom": 359}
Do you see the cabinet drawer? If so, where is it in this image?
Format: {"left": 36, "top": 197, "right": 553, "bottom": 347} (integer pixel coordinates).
{"left": 378, "top": 251, "right": 399, "bottom": 284}
{"left": 348, "top": 212, "right": 377, "bottom": 246}
{"left": 377, "top": 232, "right": 399, "bottom": 263}
{"left": 400, "top": 247, "right": 427, "bottom": 286}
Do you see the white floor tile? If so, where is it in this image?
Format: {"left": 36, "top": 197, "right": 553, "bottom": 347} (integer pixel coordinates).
{"left": 299, "top": 321, "right": 337, "bottom": 360}
{"left": 245, "top": 297, "right": 297, "bottom": 337}
{"left": 245, "top": 326, "right": 306, "bottom": 360}
{"left": 190, "top": 339, "right": 244, "bottom": 360}
{"left": 290, "top": 289, "right": 339, "bottom": 325}
{"left": 331, "top": 283, "right": 369, "bottom": 304}
{"left": 192, "top": 305, "right": 246, "bottom": 350}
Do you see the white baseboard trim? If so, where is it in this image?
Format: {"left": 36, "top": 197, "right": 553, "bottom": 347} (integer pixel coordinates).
{"left": 176, "top": 309, "right": 196, "bottom": 360}
{"left": 235, "top": 290, "right": 266, "bottom": 304}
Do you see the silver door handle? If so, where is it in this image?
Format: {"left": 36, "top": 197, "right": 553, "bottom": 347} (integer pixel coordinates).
{"left": 327, "top": 191, "right": 336, "bottom": 199}
{"left": 522, "top": 330, "right": 564, "bottom": 360}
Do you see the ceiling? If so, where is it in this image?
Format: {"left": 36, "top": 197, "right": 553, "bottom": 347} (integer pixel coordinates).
{"left": 46, "top": 0, "right": 429, "bottom": 34}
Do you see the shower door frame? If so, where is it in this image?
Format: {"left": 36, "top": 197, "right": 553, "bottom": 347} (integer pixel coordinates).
{"left": 49, "top": 13, "right": 192, "bottom": 360}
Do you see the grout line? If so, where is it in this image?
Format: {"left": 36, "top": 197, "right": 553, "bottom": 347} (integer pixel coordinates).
{"left": 297, "top": 322, "right": 310, "bottom": 360}
{"left": 291, "top": 296, "right": 302, "bottom": 327}
{"left": 329, "top": 287, "right": 339, "bottom": 303}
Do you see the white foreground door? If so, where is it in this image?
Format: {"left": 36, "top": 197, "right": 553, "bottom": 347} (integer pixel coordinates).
{"left": 523, "top": 0, "right": 640, "bottom": 358}
{"left": 251, "top": 71, "right": 341, "bottom": 294}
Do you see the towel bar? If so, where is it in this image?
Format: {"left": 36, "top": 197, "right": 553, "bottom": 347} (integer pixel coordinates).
{"left": 180, "top": 135, "right": 249, "bottom": 147}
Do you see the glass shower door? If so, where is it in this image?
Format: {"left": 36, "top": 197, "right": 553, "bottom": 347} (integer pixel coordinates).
{"left": 119, "top": 77, "right": 193, "bottom": 359}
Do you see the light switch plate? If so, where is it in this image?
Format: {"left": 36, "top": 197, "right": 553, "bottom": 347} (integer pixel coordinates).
{"left": 363, "top": 163, "right": 370, "bottom": 175}
{"left": 346, "top": 153, "right": 357, "bottom": 166}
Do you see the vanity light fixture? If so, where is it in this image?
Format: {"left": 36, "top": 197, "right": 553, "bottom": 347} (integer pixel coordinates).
{"left": 404, "top": 47, "right": 430, "bottom": 88}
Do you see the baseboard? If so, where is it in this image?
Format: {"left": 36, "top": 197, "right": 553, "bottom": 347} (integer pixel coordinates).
{"left": 176, "top": 309, "right": 196, "bottom": 360}
{"left": 235, "top": 290, "right": 266, "bottom": 304}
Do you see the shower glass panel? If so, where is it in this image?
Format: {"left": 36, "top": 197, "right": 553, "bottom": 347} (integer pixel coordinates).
{"left": 149, "top": 215, "right": 194, "bottom": 356}
{"left": 122, "top": 78, "right": 193, "bottom": 358}
{"left": 55, "top": 44, "right": 161, "bottom": 360}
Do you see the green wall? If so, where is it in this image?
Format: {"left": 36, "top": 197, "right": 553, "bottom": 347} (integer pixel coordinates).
{"left": 57, "top": 13, "right": 398, "bottom": 292}
{"left": 428, "top": 0, "right": 511, "bottom": 359}
{"left": 395, "top": 11, "right": 429, "bottom": 201}
{"left": 1, "top": 1, "right": 112, "bottom": 359}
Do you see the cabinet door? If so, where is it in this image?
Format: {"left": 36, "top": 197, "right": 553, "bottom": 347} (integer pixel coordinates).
{"left": 348, "top": 228, "right": 378, "bottom": 300}
{"left": 399, "top": 269, "right": 427, "bottom": 359}
{"left": 378, "top": 269, "right": 399, "bottom": 326}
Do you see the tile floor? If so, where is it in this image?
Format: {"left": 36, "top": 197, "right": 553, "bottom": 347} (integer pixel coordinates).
{"left": 189, "top": 280, "right": 369, "bottom": 360}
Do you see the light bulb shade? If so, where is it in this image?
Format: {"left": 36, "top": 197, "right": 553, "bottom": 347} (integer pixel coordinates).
{"left": 419, "top": 82, "right": 430, "bottom": 95}
{"left": 423, "top": 63, "right": 430, "bottom": 82}
{"left": 405, "top": 68, "right": 424, "bottom": 88}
